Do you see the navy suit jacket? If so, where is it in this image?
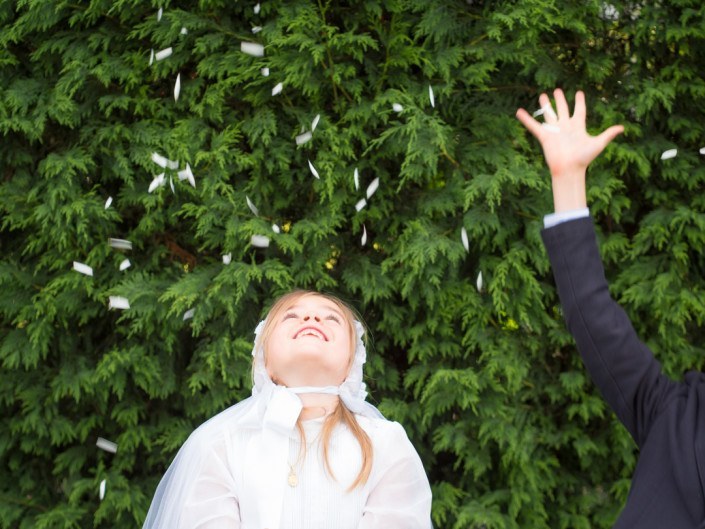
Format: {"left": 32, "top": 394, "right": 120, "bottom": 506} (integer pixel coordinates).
{"left": 542, "top": 217, "right": 705, "bottom": 528}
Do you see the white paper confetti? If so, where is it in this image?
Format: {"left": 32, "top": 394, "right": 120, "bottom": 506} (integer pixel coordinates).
{"left": 99, "top": 479, "right": 106, "bottom": 501}
{"left": 295, "top": 131, "right": 312, "bottom": 145}
{"left": 250, "top": 235, "right": 270, "bottom": 248}
{"left": 254, "top": 3, "right": 261, "bottom": 14}
{"left": 169, "top": 175, "right": 175, "bottom": 194}
{"left": 241, "top": 42, "right": 264, "bottom": 57}
{"left": 222, "top": 253, "right": 232, "bottom": 265}
{"left": 533, "top": 104, "right": 557, "bottom": 120}
{"left": 166, "top": 159, "right": 179, "bottom": 170}
{"left": 366, "top": 177, "right": 379, "bottom": 199}
{"left": 157, "top": 7, "right": 162, "bottom": 21}
{"left": 108, "top": 296, "right": 130, "bottom": 310}
{"left": 355, "top": 198, "right": 367, "bottom": 212}
{"left": 308, "top": 159, "right": 320, "bottom": 179}
{"left": 151, "top": 152, "right": 167, "bottom": 168}
{"left": 73, "top": 261, "right": 93, "bottom": 276}
{"left": 252, "top": 26, "right": 263, "bottom": 34}
{"left": 96, "top": 437, "right": 118, "bottom": 453}
{"left": 272, "top": 82, "right": 283, "bottom": 96}
{"left": 311, "top": 114, "right": 320, "bottom": 132}
{"left": 183, "top": 308, "right": 195, "bottom": 321}
{"left": 180, "top": 27, "right": 188, "bottom": 35}
{"left": 177, "top": 164, "right": 195, "bottom": 188}
{"left": 476, "top": 271, "right": 483, "bottom": 293}
{"left": 461, "top": 227, "right": 469, "bottom": 252}
{"left": 361, "top": 225, "right": 367, "bottom": 246}
{"left": 261, "top": 67, "right": 270, "bottom": 77}
{"left": 174, "top": 73, "right": 181, "bottom": 102}
{"left": 155, "top": 47, "right": 172, "bottom": 61}
{"left": 700, "top": 147, "right": 705, "bottom": 155}
{"left": 661, "top": 149, "right": 678, "bottom": 160}
{"left": 119, "top": 259, "right": 131, "bottom": 271}
{"left": 272, "top": 224, "right": 281, "bottom": 234}
{"left": 148, "top": 173, "right": 165, "bottom": 193}
{"left": 541, "top": 124, "right": 561, "bottom": 134}
{"left": 104, "top": 196, "right": 113, "bottom": 209}
{"left": 354, "top": 168, "right": 359, "bottom": 190}
{"left": 246, "top": 196, "right": 259, "bottom": 216}
{"left": 108, "top": 238, "right": 132, "bottom": 250}
{"left": 149, "top": 49, "right": 154, "bottom": 66}
{"left": 429, "top": 85, "right": 435, "bottom": 108}
{"left": 392, "top": 103, "right": 403, "bottom": 113}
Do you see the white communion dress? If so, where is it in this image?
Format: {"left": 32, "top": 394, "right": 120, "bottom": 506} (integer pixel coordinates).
{"left": 143, "top": 321, "right": 433, "bottom": 529}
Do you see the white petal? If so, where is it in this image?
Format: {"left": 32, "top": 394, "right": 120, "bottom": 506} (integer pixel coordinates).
{"left": 154, "top": 47, "right": 172, "bottom": 61}
{"left": 661, "top": 149, "right": 678, "bottom": 160}
{"left": 166, "top": 159, "right": 179, "bottom": 170}
{"left": 73, "top": 261, "right": 93, "bottom": 276}
{"left": 252, "top": 26, "right": 262, "bottom": 34}
{"left": 353, "top": 168, "right": 359, "bottom": 190}
{"left": 169, "top": 175, "right": 175, "bottom": 194}
{"left": 532, "top": 107, "right": 545, "bottom": 117}
{"left": 272, "top": 223, "right": 280, "bottom": 233}
{"left": 108, "top": 238, "right": 133, "bottom": 250}
{"left": 222, "top": 253, "right": 232, "bottom": 265}
{"left": 108, "top": 296, "right": 130, "bottom": 310}
{"left": 361, "top": 225, "right": 367, "bottom": 246}
{"left": 180, "top": 26, "right": 188, "bottom": 35}
{"left": 148, "top": 173, "right": 165, "bottom": 193}
{"left": 311, "top": 114, "right": 320, "bottom": 132}
{"left": 250, "top": 235, "right": 270, "bottom": 248}
{"left": 183, "top": 308, "right": 195, "bottom": 321}
{"left": 174, "top": 73, "right": 181, "bottom": 102}
{"left": 272, "top": 82, "right": 283, "bottom": 96}
{"left": 177, "top": 164, "right": 195, "bottom": 188}
{"left": 96, "top": 437, "right": 118, "bottom": 453}
{"left": 476, "top": 271, "right": 483, "bottom": 293}
{"left": 355, "top": 198, "right": 367, "bottom": 212}
{"left": 295, "top": 131, "right": 312, "bottom": 145}
{"left": 151, "top": 152, "right": 167, "bottom": 168}
{"left": 254, "top": 2, "right": 260, "bottom": 14}
{"left": 461, "top": 227, "right": 469, "bottom": 252}
{"left": 104, "top": 196, "right": 113, "bottom": 209}
{"left": 366, "top": 177, "right": 379, "bottom": 199}
{"left": 429, "top": 85, "right": 435, "bottom": 108}
{"left": 119, "top": 259, "right": 131, "bottom": 271}
{"left": 246, "top": 196, "right": 259, "bottom": 216}
{"left": 541, "top": 123, "right": 561, "bottom": 134}
{"left": 99, "top": 479, "right": 106, "bottom": 501}
{"left": 392, "top": 103, "right": 403, "bottom": 113}
{"left": 241, "top": 41, "right": 264, "bottom": 57}
{"left": 149, "top": 49, "right": 154, "bottom": 66}
{"left": 308, "top": 159, "right": 320, "bottom": 179}
{"left": 699, "top": 147, "right": 705, "bottom": 155}
{"left": 261, "top": 67, "right": 270, "bottom": 77}
{"left": 156, "top": 7, "right": 162, "bottom": 21}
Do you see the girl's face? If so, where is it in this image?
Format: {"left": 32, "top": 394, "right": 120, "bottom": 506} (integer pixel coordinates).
{"left": 265, "top": 294, "right": 354, "bottom": 387}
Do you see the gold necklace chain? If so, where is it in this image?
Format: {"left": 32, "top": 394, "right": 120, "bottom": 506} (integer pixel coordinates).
{"left": 287, "top": 420, "right": 325, "bottom": 488}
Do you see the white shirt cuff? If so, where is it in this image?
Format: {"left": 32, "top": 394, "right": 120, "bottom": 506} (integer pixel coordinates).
{"left": 543, "top": 208, "right": 590, "bottom": 229}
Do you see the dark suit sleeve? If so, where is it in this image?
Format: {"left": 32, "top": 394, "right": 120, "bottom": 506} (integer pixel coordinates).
{"left": 541, "top": 217, "right": 678, "bottom": 446}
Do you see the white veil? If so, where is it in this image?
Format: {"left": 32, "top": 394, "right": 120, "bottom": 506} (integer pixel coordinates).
{"left": 142, "top": 317, "right": 383, "bottom": 529}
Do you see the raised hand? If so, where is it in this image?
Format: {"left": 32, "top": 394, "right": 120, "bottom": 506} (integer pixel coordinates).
{"left": 516, "top": 88, "right": 624, "bottom": 212}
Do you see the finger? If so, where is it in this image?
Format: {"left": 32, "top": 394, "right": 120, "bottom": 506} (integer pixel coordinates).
{"left": 538, "top": 93, "right": 557, "bottom": 122}
{"left": 573, "top": 90, "right": 586, "bottom": 124}
{"left": 516, "top": 108, "right": 545, "bottom": 140}
{"left": 595, "top": 124, "right": 624, "bottom": 149}
{"left": 554, "top": 88, "right": 570, "bottom": 121}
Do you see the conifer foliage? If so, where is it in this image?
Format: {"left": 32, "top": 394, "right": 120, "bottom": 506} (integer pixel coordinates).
{"left": 2, "top": 1, "right": 705, "bottom": 528}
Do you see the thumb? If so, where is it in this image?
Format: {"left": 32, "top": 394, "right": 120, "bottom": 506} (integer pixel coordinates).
{"left": 595, "top": 124, "right": 624, "bottom": 150}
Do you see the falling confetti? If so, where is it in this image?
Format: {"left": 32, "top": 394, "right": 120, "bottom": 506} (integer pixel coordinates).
{"left": 119, "top": 259, "right": 131, "bottom": 271}
{"left": 157, "top": 7, "right": 162, "bottom": 21}
{"left": 108, "top": 238, "right": 132, "bottom": 250}
{"left": 250, "top": 235, "right": 270, "bottom": 248}
{"left": 174, "top": 73, "right": 181, "bottom": 102}
{"left": 96, "top": 437, "right": 118, "bottom": 453}
{"left": 222, "top": 253, "right": 232, "bottom": 265}
{"left": 169, "top": 175, "right": 175, "bottom": 194}
{"left": 261, "top": 67, "right": 270, "bottom": 76}
{"left": 246, "top": 196, "right": 259, "bottom": 216}
{"left": 272, "top": 224, "right": 281, "bottom": 233}
{"left": 661, "top": 149, "right": 678, "bottom": 160}
{"left": 392, "top": 103, "right": 403, "bottom": 113}
{"left": 476, "top": 271, "right": 483, "bottom": 293}
{"left": 354, "top": 168, "right": 359, "bottom": 190}
{"left": 99, "top": 479, "right": 106, "bottom": 501}
{"left": 108, "top": 296, "right": 130, "bottom": 310}
{"left": 241, "top": 42, "right": 264, "bottom": 57}
{"left": 166, "top": 159, "right": 179, "bottom": 170}
{"left": 308, "top": 159, "right": 320, "bottom": 179}
{"left": 155, "top": 47, "right": 172, "bottom": 61}
{"left": 461, "top": 227, "right": 469, "bottom": 252}
{"left": 700, "top": 147, "right": 705, "bottom": 155}
{"left": 541, "top": 124, "right": 560, "bottom": 134}
{"left": 183, "top": 308, "right": 195, "bottom": 321}
{"left": 361, "top": 225, "right": 367, "bottom": 246}
{"left": 252, "top": 26, "right": 263, "bottom": 34}
{"left": 254, "top": 2, "right": 261, "bottom": 14}
{"left": 149, "top": 49, "right": 154, "bottom": 66}
{"left": 148, "top": 173, "right": 165, "bottom": 193}
{"left": 73, "top": 262, "right": 93, "bottom": 276}
{"left": 295, "top": 131, "right": 312, "bottom": 145}
{"left": 272, "top": 82, "right": 283, "bottom": 96}
{"left": 151, "top": 152, "right": 167, "bottom": 168}
{"left": 177, "top": 164, "right": 195, "bottom": 188}
{"left": 180, "top": 27, "right": 188, "bottom": 35}
{"left": 366, "top": 177, "right": 379, "bottom": 199}
{"left": 429, "top": 85, "right": 435, "bottom": 108}
{"left": 104, "top": 196, "right": 113, "bottom": 209}
{"left": 355, "top": 198, "right": 367, "bottom": 212}
{"left": 311, "top": 114, "right": 320, "bottom": 132}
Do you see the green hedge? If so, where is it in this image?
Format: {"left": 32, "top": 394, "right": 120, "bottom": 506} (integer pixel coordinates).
{"left": 2, "top": 1, "right": 705, "bottom": 527}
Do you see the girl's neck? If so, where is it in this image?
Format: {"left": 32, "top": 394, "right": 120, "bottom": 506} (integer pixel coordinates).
{"left": 297, "top": 393, "right": 340, "bottom": 421}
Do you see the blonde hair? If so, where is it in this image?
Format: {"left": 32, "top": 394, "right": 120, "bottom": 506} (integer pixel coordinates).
{"left": 255, "top": 290, "right": 373, "bottom": 490}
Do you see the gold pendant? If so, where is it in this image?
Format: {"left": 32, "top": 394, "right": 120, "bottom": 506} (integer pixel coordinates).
{"left": 288, "top": 466, "right": 298, "bottom": 487}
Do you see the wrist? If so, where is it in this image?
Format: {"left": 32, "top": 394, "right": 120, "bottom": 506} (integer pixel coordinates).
{"left": 551, "top": 170, "right": 587, "bottom": 213}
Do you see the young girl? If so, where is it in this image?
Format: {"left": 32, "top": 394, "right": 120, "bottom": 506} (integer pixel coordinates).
{"left": 143, "top": 290, "right": 433, "bottom": 529}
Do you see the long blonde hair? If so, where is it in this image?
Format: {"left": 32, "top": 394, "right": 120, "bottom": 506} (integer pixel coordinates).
{"left": 255, "top": 290, "right": 373, "bottom": 490}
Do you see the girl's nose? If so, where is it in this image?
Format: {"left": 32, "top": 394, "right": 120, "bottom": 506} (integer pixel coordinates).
{"left": 302, "top": 314, "right": 321, "bottom": 322}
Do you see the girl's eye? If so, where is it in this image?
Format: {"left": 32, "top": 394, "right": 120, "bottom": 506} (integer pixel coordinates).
{"left": 326, "top": 315, "right": 341, "bottom": 323}
{"left": 283, "top": 312, "right": 298, "bottom": 320}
